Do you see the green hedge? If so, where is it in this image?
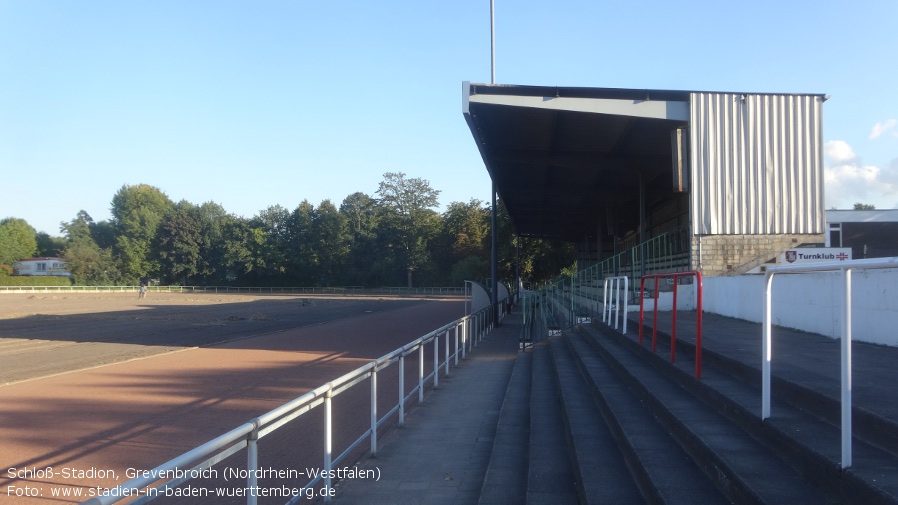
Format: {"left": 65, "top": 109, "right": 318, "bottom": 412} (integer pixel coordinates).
{"left": 0, "top": 276, "right": 73, "bottom": 287}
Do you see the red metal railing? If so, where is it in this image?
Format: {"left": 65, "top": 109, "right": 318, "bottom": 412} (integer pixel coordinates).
{"left": 638, "top": 271, "right": 704, "bottom": 378}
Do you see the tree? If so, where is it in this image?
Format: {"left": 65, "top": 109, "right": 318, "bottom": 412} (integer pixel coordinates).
{"left": 189, "top": 201, "right": 233, "bottom": 284}
{"left": 439, "top": 199, "right": 490, "bottom": 284}
{"left": 63, "top": 240, "right": 118, "bottom": 285}
{"left": 375, "top": 172, "right": 441, "bottom": 287}
{"left": 220, "top": 217, "right": 267, "bottom": 283}
{"left": 36, "top": 232, "right": 65, "bottom": 257}
{"left": 61, "top": 211, "right": 118, "bottom": 285}
{"left": 313, "top": 199, "right": 349, "bottom": 286}
{"left": 286, "top": 201, "right": 317, "bottom": 284}
{"left": 155, "top": 203, "right": 202, "bottom": 285}
{"left": 110, "top": 184, "right": 174, "bottom": 283}
{"left": 853, "top": 202, "right": 876, "bottom": 210}
{"left": 340, "top": 192, "right": 380, "bottom": 285}
{"left": 245, "top": 206, "right": 290, "bottom": 283}
{"left": 0, "top": 217, "right": 38, "bottom": 267}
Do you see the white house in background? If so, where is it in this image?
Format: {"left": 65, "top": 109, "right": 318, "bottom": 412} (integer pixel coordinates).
{"left": 14, "top": 257, "right": 71, "bottom": 277}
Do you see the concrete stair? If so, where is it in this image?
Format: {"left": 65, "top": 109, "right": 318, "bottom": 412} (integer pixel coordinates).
{"left": 478, "top": 316, "right": 898, "bottom": 504}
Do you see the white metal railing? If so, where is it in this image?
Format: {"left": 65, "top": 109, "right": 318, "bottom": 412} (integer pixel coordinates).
{"left": 81, "top": 304, "right": 497, "bottom": 505}
{"left": 602, "top": 276, "right": 629, "bottom": 334}
{"left": 0, "top": 285, "right": 467, "bottom": 295}
{"left": 762, "top": 256, "right": 898, "bottom": 469}
{"left": 0, "top": 285, "right": 368, "bottom": 294}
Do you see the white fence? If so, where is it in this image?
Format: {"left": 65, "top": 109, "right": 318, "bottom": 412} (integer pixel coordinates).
{"left": 0, "top": 285, "right": 465, "bottom": 296}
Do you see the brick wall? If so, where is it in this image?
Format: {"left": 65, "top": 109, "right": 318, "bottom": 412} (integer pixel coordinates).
{"left": 692, "top": 234, "right": 824, "bottom": 276}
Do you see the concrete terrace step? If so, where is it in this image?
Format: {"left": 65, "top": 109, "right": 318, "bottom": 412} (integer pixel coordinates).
{"left": 629, "top": 311, "right": 898, "bottom": 456}
{"left": 572, "top": 326, "right": 830, "bottom": 505}
{"left": 478, "top": 350, "right": 531, "bottom": 505}
{"left": 616, "top": 318, "right": 898, "bottom": 504}
{"left": 560, "top": 331, "right": 730, "bottom": 505}
{"left": 547, "top": 336, "right": 644, "bottom": 504}
{"left": 526, "top": 341, "right": 577, "bottom": 504}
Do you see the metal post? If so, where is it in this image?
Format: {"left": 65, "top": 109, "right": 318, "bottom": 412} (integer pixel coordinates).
{"left": 695, "top": 271, "right": 703, "bottom": 379}
{"left": 323, "top": 389, "right": 333, "bottom": 500}
{"left": 491, "top": 184, "right": 499, "bottom": 326}
{"left": 762, "top": 272, "right": 774, "bottom": 420}
{"left": 445, "top": 330, "right": 450, "bottom": 376}
{"left": 247, "top": 427, "right": 259, "bottom": 505}
{"left": 671, "top": 277, "right": 678, "bottom": 363}
{"left": 454, "top": 324, "right": 459, "bottom": 366}
{"left": 841, "top": 267, "right": 852, "bottom": 469}
{"left": 399, "top": 354, "right": 405, "bottom": 426}
{"left": 434, "top": 336, "right": 439, "bottom": 388}
{"left": 418, "top": 343, "right": 424, "bottom": 403}
{"left": 370, "top": 366, "right": 377, "bottom": 455}
{"left": 490, "top": 0, "right": 496, "bottom": 84}
{"left": 462, "top": 319, "right": 467, "bottom": 359}
{"left": 652, "top": 280, "right": 660, "bottom": 352}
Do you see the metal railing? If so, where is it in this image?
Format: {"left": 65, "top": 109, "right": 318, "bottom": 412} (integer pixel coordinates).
{"left": 0, "top": 285, "right": 368, "bottom": 294}
{"left": 602, "top": 276, "right": 629, "bottom": 334}
{"left": 82, "top": 304, "right": 497, "bottom": 505}
{"left": 761, "top": 257, "right": 898, "bottom": 470}
{"left": 593, "top": 228, "right": 690, "bottom": 282}
{"left": 377, "top": 286, "right": 466, "bottom": 296}
{"left": 638, "top": 270, "right": 704, "bottom": 379}
{"left": 0, "top": 285, "right": 467, "bottom": 296}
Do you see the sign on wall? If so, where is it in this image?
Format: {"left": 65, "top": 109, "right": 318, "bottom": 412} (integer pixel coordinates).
{"left": 779, "top": 248, "right": 852, "bottom": 265}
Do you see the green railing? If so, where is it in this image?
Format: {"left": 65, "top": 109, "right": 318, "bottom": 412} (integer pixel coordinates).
{"left": 524, "top": 228, "right": 690, "bottom": 336}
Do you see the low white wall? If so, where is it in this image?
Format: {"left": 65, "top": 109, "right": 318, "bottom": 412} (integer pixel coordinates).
{"left": 703, "top": 268, "right": 898, "bottom": 346}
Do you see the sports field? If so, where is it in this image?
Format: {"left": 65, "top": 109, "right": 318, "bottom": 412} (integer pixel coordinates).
{"left": 0, "top": 292, "right": 465, "bottom": 504}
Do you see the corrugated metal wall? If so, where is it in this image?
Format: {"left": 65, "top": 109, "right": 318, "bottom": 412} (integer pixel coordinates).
{"left": 690, "top": 92, "right": 825, "bottom": 235}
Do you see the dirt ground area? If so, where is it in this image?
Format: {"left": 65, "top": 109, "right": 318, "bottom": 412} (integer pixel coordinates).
{"left": 0, "top": 292, "right": 466, "bottom": 504}
{"left": 0, "top": 292, "right": 456, "bottom": 384}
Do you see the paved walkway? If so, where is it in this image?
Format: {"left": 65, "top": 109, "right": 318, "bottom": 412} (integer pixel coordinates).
{"left": 332, "top": 311, "right": 522, "bottom": 505}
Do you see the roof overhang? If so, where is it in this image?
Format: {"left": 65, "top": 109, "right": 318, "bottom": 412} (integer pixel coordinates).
{"left": 463, "top": 83, "right": 691, "bottom": 241}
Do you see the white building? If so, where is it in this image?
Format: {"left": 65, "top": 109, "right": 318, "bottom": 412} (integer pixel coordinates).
{"left": 14, "top": 257, "right": 71, "bottom": 277}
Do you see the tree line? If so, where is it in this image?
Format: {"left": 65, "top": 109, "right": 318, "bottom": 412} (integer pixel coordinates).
{"left": 1, "top": 173, "right": 575, "bottom": 287}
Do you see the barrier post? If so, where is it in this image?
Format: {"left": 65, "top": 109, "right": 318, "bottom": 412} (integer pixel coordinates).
{"left": 418, "top": 343, "right": 425, "bottom": 403}
{"left": 323, "top": 388, "right": 333, "bottom": 501}
{"left": 246, "top": 426, "right": 259, "bottom": 505}
{"left": 370, "top": 366, "right": 378, "bottom": 455}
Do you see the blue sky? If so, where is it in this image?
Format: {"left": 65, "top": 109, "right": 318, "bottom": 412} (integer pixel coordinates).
{"left": 2, "top": 1, "right": 896, "bottom": 235}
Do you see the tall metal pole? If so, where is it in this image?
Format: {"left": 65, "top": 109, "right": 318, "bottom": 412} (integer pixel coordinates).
{"left": 490, "top": 0, "right": 496, "bottom": 84}
{"left": 491, "top": 184, "right": 499, "bottom": 324}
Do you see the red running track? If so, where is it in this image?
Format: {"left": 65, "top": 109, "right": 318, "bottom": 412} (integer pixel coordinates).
{"left": 1, "top": 298, "right": 464, "bottom": 504}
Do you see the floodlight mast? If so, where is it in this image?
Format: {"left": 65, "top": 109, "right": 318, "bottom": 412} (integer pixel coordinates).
{"left": 490, "top": 0, "right": 496, "bottom": 84}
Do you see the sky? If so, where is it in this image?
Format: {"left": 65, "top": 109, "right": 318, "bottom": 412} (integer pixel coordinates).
{"left": 1, "top": 1, "right": 897, "bottom": 236}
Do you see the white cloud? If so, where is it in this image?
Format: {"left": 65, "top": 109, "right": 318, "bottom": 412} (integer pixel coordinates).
{"left": 869, "top": 119, "right": 897, "bottom": 140}
{"left": 824, "top": 141, "right": 898, "bottom": 209}
{"left": 824, "top": 140, "right": 857, "bottom": 164}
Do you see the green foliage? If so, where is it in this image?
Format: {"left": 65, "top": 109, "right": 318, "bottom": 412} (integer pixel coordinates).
{"left": 376, "top": 172, "right": 441, "bottom": 287}
{"left": 0, "top": 217, "right": 38, "bottom": 266}
{"left": 110, "top": 184, "right": 174, "bottom": 283}
{"left": 22, "top": 176, "right": 579, "bottom": 288}
{"left": 0, "top": 275, "right": 72, "bottom": 286}
{"left": 155, "top": 204, "right": 202, "bottom": 285}
{"left": 853, "top": 202, "right": 876, "bottom": 210}
{"left": 61, "top": 210, "right": 120, "bottom": 286}
{"left": 313, "top": 200, "right": 349, "bottom": 286}
{"left": 36, "top": 232, "right": 66, "bottom": 257}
